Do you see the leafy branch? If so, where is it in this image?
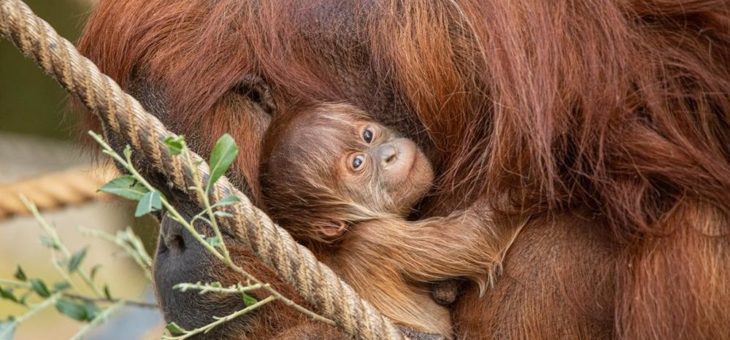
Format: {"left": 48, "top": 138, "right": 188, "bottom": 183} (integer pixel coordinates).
{"left": 161, "top": 281, "right": 273, "bottom": 339}
{"left": 22, "top": 195, "right": 104, "bottom": 298}
{"left": 78, "top": 227, "right": 153, "bottom": 281}
{"left": 165, "top": 296, "right": 276, "bottom": 339}
{"left": 0, "top": 292, "right": 63, "bottom": 339}
{"left": 90, "top": 131, "right": 332, "bottom": 339}
{"left": 0, "top": 198, "right": 156, "bottom": 340}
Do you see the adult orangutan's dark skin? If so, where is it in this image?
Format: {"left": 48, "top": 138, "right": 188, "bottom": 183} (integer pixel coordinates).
{"left": 77, "top": 1, "right": 730, "bottom": 339}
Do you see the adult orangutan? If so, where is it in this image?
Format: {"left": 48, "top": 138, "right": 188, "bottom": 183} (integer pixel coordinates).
{"left": 77, "top": 0, "right": 730, "bottom": 339}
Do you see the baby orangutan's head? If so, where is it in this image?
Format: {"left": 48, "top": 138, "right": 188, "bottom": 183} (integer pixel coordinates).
{"left": 260, "top": 103, "right": 434, "bottom": 243}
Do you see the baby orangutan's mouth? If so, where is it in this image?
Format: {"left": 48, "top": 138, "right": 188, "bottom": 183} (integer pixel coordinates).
{"left": 393, "top": 138, "right": 419, "bottom": 176}
{"left": 406, "top": 150, "right": 418, "bottom": 175}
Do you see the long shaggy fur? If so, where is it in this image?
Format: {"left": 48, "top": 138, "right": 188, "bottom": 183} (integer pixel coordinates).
{"left": 78, "top": 0, "right": 730, "bottom": 338}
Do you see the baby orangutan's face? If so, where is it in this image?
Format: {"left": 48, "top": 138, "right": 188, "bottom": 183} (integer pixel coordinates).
{"left": 267, "top": 104, "right": 435, "bottom": 223}
{"left": 262, "top": 104, "right": 435, "bottom": 239}
{"left": 335, "top": 119, "right": 434, "bottom": 214}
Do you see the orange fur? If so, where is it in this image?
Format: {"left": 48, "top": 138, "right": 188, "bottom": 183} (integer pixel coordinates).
{"left": 260, "top": 105, "right": 519, "bottom": 336}
{"left": 77, "top": 0, "right": 730, "bottom": 338}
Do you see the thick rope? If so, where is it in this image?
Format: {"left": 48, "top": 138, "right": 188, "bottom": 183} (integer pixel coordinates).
{"left": 0, "top": 1, "right": 402, "bottom": 338}
{"left": 0, "top": 166, "right": 115, "bottom": 220}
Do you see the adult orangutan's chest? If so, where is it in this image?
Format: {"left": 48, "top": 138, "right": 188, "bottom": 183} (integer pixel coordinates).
{"left": 451, "top": 213, "right": 617, "bottom": 339}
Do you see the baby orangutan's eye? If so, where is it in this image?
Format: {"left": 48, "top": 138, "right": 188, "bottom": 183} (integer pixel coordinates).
{"left": 362, "top": 127, "right": 374, "bottom": 143}
{"left": 351, "top": 154, "right": 366, "bottom": 171}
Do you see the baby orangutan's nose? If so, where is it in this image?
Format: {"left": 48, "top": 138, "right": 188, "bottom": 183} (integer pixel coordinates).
{"left": 378, "top": 143, "right": 398, "bottom": 166}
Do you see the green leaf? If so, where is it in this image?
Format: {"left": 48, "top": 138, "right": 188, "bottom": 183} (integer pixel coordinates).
{"left": 135, "top": 191, "right": 162, "bottom": 217}
{"left": 100, "top": 176, "right": 149, "bottom": 201}
{"left": 29, "top": 279, "right": 51, "bottom": 298}
{"left": 166, "top": 322, "right": 187, "bottom": 336}
{"left": 55, "top": 298, "right": 91, "bottom": 322}
{"left": 53, "top": 281, "right": 71, "bottom": 291}
{"left": 164, "top": 136, "right": 185, "bottom": 156}
{"left": 83, "top": 301, "right": 101, "bottom": 320}
{"left": 40, "top": 235, "right": 60, "bottom": 250}
{"left": 17, "top": 291, "right": 32, "bottom": 305}
{"left": 123, "top": 145, "right": 133, "bottom": 159}
{"left": 103, "top": 285, "right": 112, "bottom": 300}
{"left": 67, "top": 248, "right": 88, "bottom": 273}
{"left": 0, "top": 287, "right": 19, "bottom": 304}
{"left": 207, "top": 134, "right": 239, "bottom": 190}
{"left": 89, "top": 265, "right": 101, "bottom": 280}
{"left": 13, "top": 266, "right": 26, "bottom": 281}
{"left": 242, "top": 293, "right": 257, "bottom": 307}
{"left": 206, "top": 236, "right": 221, "bottom": 248}
{"left": 216, "top": 195, "right": 241, "bottom": 206}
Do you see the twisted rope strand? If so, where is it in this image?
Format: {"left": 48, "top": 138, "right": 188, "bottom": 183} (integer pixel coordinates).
{"left": 0, "top": 166, "right": 115, "bottom": 219}
{"left": 0, "top": 0, "right": 401, "bottom": 338}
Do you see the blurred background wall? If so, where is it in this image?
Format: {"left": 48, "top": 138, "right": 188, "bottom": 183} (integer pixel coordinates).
{"left": 1, "top": 1, "right": 162, "bottom": 338}
{"left": 0, "top": 0, "right": 86, "bottom": 139}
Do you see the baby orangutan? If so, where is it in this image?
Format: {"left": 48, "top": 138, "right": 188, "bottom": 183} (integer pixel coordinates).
{"left": 260, "top": 103, "right": 517, "bottom": 337}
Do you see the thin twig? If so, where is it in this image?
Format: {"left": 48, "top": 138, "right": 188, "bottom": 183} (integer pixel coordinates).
{"left": 20, "top": 196, "right": 105, "bottom": 298}
{"left": 0, "top": 278, "right": 30, "bottom": 288}
{"left": 161, "top": 295, "right": 277, "bottom": 340}
{"left": 90, "top": 132, "right": 334, "bottom": 326}
{"left": 79, "top": 226, "right": 153, "bottom": 281}
{"left": 0, "top": 292, "right": 62, "bottom": 338}
{"left": 173, "top": 282, "right": 267, "bottom": 295}
{"left": 62, "top": 293, "right": 157, "bottom": 309}
{"left": 184, "top": 145, "right": 231, "bottom": 262}
{"left": 70, "top": 301, "right": 124, "bottom": 340}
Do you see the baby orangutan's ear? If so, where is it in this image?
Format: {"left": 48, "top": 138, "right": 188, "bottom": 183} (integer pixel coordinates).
{"left": 318, "top": 220, "right": 347, "bottom": 239}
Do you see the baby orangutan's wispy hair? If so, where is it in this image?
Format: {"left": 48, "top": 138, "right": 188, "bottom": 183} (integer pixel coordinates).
{"left": 260, "top": 103, "right": 401, "bottom": 244}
